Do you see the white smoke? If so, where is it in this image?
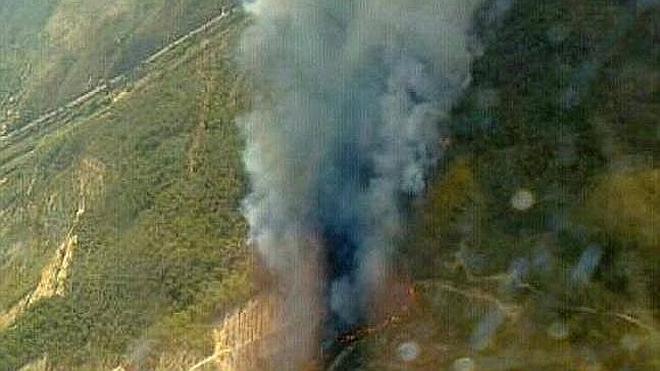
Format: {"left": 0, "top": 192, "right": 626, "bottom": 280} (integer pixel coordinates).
{"left": 237, "top": 0, "right": 484, "bottom": 347}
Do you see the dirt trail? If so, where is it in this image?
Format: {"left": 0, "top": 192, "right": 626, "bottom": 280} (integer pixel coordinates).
{"left": 210, "top": 295, "right": 282, "bottom": 371}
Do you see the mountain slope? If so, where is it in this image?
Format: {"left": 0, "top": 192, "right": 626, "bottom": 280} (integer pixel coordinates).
{"left": 0, "top": 0, "right": 657, "bottom": 370}
{"left": 340, "top": 1, "right": 659, "bottom": 369}
{"left": 0, "top": 8, "right": 252, "bottom": 370}
{"left": 1, "top": 0, "right": 234, "bottom": 132}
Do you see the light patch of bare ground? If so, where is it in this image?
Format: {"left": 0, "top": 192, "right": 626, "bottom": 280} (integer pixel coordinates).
{"left": 0, "top": 157, "right": 105, "bottom": 331}
{"left": 18, "top": 355, "right": 48, "bottom": 371}
{"left": 212, "top": 295, "right": 281, "bottom": 371}
{"left": 200, "top": 249, "right": 324, "bottom": 371}
{"left": 208, "top": 292, "right": 323, "bottom": 371}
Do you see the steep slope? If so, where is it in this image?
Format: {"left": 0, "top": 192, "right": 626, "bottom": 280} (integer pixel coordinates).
{"left": 1, "top": 0, "right": 235, "bottom": 131}
{"left": 0, "top": 0, "right": 657, "bottom": 370}
{"left": 0, "top": 8, "right": 252, "bottom": 370}
{"left": 0, "top": 157, "right": 102, "bottom": 332}
{"left": 336, "top": 0, "right": 659, "bottom": 369}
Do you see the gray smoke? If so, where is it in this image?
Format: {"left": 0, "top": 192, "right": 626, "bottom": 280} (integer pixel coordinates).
{"left": 237, "top": 0, "right": 483, "bottom": 334}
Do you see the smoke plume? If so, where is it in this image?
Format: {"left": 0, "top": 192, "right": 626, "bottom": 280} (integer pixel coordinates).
{"left": 237, "top": 0, "right": 483, "bottom": 354}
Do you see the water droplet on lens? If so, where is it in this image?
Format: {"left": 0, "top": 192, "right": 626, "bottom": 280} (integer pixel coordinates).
{"left": 511, "top": 189, "right": 535, "bottom": 211}
{"left": 398, "top": 341, "right": 420, "bottom": 362}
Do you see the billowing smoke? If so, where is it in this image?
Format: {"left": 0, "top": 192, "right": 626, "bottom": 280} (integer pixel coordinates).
{"left": 237, "top": 0, "right": 483, "bottom": 348}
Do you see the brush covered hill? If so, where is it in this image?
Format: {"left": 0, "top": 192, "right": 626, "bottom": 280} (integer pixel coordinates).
{"left": 340, "top": 0, "right": 659, "bottom": 369}
{"left": 0, "top": 0, "right": 235, "bottom": 133}
{"left": 0, "top": 0, "right": 658, "bottom": 370}
{"left": 0, "top": 2, "right": 253, "bottom": 370}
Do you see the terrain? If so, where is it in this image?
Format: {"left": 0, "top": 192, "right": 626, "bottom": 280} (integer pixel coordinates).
{"left": 1, "top": 2, "right": 252, "bottom": 369}
{"left": 0, "top": 0, "right": 658, "bottom": 370}
{"left": 339, "top": 1, "right": 660, "bottom": 369}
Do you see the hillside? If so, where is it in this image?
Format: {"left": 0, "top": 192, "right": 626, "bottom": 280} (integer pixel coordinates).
{"left": 0, "top": 0, "right": 658, "bottom": 370}
{"left": 338, "top": 1, "right": 659, "bottom": 369}
{"left": 0, "top": 4, "right": 252, "bottom": 370}
{"left": 0, "top": 0, "right": 235, "bottom": 132}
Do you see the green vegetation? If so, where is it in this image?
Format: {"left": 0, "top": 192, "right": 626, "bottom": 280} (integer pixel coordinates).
{"left": 0, "top": 8, "right": 252, "bottom": 370}
{"left": 0, "top": 0, "right": 657, "bottom": 369}
{"left": 360, "top": 1, "right": 659, "bottom": 369}
{"left": 1, "top": 0, "right": 234, "bottom": 129}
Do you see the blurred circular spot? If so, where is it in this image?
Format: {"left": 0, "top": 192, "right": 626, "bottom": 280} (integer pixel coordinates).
{"left": 452, "top": 357, "right": 476, "bottom": 371}
{"left": 620, "top": 334, "right": 642, "bottom": 352}
{"left": 547, "top": 321, "right": 569, "bottom": 340}
{"left": 398, "top": 341, "right": 420, "bottom": 362}
{"left": 511, "top": 189, "right": 535, "bottom": 211}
